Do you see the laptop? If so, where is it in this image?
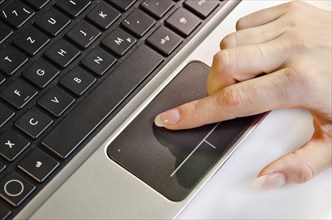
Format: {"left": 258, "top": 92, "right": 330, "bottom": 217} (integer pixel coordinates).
{"left": 1, "top": 0, "right": 328, "bottom": 219}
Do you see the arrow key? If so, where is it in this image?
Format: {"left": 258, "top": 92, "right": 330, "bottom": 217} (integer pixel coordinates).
{"left": 38, "top": 87, "right": 75, "bottom": 117}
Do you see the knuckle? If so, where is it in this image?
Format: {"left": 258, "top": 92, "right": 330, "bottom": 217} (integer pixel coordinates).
{"left": 276, "top": 68, "right": 300, "bottom": 99}
{"left": 236, "top": 17, "right": 246, "bottom": 30}
{"left": 282, "top": 67, "right": 310, "bottom": 91}
{"left": 287, "top": 33, "right": 306, "bottom": 52}
{"left": 285, "top": 1, "right": 305, "bottom": 11}
{"left": 220, "top": 34, "right": 236, "bottom": 49}
{"left": 282, "top": 67, "right": 299, "bottom": 81}
{"left": 289, "top": 150, "right": 316, "bottom": 184}
{"left": 298, "top": 164, "right": 315, "bottom": 183}
{"left": 216, "top": 86, "right": 243, "bottom": 112}
{"left": 212, "top": 50, "right": 232, "bottom": 70}
{"left": 184, "top": 99, "right": 210, "bottom": 125}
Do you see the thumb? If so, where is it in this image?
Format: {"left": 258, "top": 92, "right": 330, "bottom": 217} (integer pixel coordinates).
{"left": 252, "top": 133, "right": 332, "bottom": 189}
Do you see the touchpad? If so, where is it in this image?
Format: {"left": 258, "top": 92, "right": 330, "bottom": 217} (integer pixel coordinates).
{"left": 107, "top": 61, "right": 261, "bottom": 201}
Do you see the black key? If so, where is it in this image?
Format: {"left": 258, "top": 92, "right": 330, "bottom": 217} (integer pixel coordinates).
{"left": 0, "top": 21, "right": 13, "bottom": 44}
{"left": 0, "top": 172, "right": 35, "bottom": 207}
{"left": 147, "top": 26, "right": 182, "bottom": 56}
{"left": 0, "top": 74, "right": 5, "bottom": 85}
{"left": 60, "top": 67, "right": 96, "bottom": 96}
{"left": 0, "top": 0, "right": 34, "bottom": 28}
{"left": 12, "top": 26, "right": 50, "bottom": 56}
{"left": 18, "top": 148, "right": 59, "bottom": 182}
{"left": 0, "top": 102, "right": 15, "bottom": 127}
{"left": 101, "top": 28, "right": 136, "bottom": 56}
{"left": 22, "top": 59, "right": 60, "bottom": 89}
{"left": 121, "top": 9, "right": 155, "bottom": 37}
{"left": 166, "top": 8, "right": 201, "bottom": 37}
{"left": 86, "top": 1, "right": 121, "bottom": 30}
{"left": 14, "top": 108, "right": 53, "bottom": 139}
{"left": 0, "top": 75, "right": 5, "bottom": 85}
{"left": 81, "top": 47, "right": 116, "bottom": 76}
{"left": 66, "top": 20, "right": 101, "bottom": 49}
{"left": 184, "top": 0, "right": 219, "bottom": 18}
{"left": 38, "top": 87, "right": 75, "bottom": 117}
{"left": 34, "top": 8, "right": 71, "bottom": 37}
{"left": 0, "top": 78, "right": 37, "bottom": 109}
{"left": 0, "top": 45, "right": 28, "bottom": 76}
{"left": 107, "top": 0, "right": 136, "bottom": 11}
{"left": 0, "top": 204, "right": 11, "bottom": 219}
{"left": 44, "top": 40, "right": 81, "bottom": 68}
{"left": 55, "top": 0, "right": 91, "bottom": 18}
{"left": 0, "top": 130, "right": 30, "bottom": 162}
{"left": 23, "top": 0, "right": 50, "bottom": 10}
{"left": 0, "top": 161, "right": 6, "bottom": 173}
{"left": 140, "top": 0, "right": 174, "bottom": 19}
{"left": 42, "top": 45, "right": 163, "bottom": 159}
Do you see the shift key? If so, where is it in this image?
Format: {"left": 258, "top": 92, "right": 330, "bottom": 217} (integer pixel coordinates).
{"left": 42, "top": 45, "right": 163, "bottom": 159}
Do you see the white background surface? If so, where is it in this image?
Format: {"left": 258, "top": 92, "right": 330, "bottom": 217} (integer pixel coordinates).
{"left": 178, "top": 1, "right": 332, "bottom": 219}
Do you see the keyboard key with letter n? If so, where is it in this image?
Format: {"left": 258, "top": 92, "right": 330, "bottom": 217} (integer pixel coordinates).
{"left": 42, "top": 45, "right": 163, "bottom": 159}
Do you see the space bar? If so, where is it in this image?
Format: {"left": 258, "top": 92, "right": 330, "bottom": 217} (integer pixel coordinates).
{"left": 42, "top": 45, "right": 163, "bottom": 159}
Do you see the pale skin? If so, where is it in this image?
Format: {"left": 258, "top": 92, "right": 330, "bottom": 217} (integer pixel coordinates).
{"left": 154, "top": 1, "right": 332, "bottom": 189}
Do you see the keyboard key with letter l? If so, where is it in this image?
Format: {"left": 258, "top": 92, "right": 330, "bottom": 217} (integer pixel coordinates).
{"left": 107, "top": 0, "right": 136, "bottom": 11}
{"left": 42, "top": 45, "right": 163, "bottom": 159}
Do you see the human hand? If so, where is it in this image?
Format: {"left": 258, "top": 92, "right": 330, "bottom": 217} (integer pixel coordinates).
{"left": 154, "top": 1, "right": 332, "bottom": 189}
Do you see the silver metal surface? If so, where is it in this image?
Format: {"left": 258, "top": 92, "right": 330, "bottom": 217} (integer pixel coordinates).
{"left": 14, "top": 1, "right": 256, "bottom": 219}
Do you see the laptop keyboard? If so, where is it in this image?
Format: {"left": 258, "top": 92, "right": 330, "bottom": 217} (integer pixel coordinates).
{"left": 0, "top": 0, "right": 227, "bottom": 218}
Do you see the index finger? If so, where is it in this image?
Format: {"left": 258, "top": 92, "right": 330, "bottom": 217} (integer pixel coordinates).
{"left": 155, "top": 68, "right": 300, "bottom": 130}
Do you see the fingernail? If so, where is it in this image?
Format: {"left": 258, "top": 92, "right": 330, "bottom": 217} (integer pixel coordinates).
{"left": 154, "top": 109, "right": 181, "bottom": 127}
{"left": 252, "top": 172, "right": 286, "bottom": 189}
